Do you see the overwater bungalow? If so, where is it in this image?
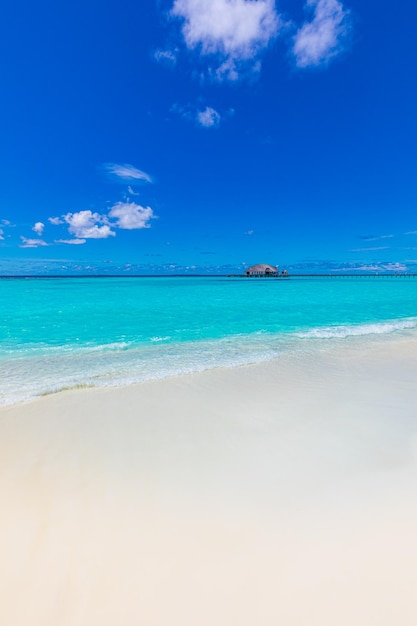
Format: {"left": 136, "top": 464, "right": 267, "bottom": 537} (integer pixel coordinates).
{"left": 245, "top": 264, "right": 278, "bottom": 277}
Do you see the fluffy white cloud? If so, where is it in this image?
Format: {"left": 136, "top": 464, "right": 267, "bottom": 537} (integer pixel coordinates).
{"left": 32, "top": 221, "right": 45, "bottom": 235}
{"left": 55, "top": 238, "right": 86, "bottom": 245}
{"left": 64, "top": 210, "right": 116, "bottom": 239}
{"left": 104, "top": 163, "right": 153, "bottom": 183}
{"left": 49, "top": 216, "right": 63, "bottom": 225}
{"left": 20, "top": 237, "right": 48, "bottom": 248}
{"left": 171, "top": 0, "right": 280, "bottom": 79}
{"left": 108, "top": 202, "right": 155, "bottom": 230}
{"left": 293, "top": 0, "right": 350, "bottom": 67}
{"left": 197, "top": 106, "right": 221, "bottom": 127}
{"left": 47, "top": 201, "right": 156, "bottom": 243}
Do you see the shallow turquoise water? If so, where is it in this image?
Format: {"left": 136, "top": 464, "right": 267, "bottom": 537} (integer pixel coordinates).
{"left": 1, "top": 276, "right": 417, "bottom": 404}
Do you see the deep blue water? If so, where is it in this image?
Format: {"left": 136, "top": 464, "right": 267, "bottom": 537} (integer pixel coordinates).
{"left": 1, "top": 276, "right": 417, "bottom": 405}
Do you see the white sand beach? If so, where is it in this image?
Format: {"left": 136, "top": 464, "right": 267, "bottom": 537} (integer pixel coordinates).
{"left": 1, "top": 336, "right": 417, "bottom": 626}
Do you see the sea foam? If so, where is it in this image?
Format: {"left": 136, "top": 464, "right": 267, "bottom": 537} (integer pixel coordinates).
{"left": 296, "top": 318, "right": 417, "bottom": 339}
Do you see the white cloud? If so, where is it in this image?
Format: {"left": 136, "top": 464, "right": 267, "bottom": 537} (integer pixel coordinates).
{"left": 173, "top": 102, "right": 233, "bottom": 127}
{"left": 350, "top": 246, "right": 390, "bottom": 253}
{"left": 154, "top": 49, "right": 178, "bottom": 64}
{"left": 383, "top": 262, "right": 407, "bottom": 272}
{"left": 127, "top": 185, "right": 140, "bottom": 196}
{"left": 32, "top": 221, "right": 45, "bottom": 235}
{"left": 171, "top": 0, "right": 280, "bottom": 79}
{"left": 104, "top": 163, "right": 153, "bottom": 183}
{"left": 214, "top": 58, "right": 239, "bottom": 81}
{"left": 47, "top": 201, "right": 156, "bottom": 243}
{"left": 64, "top": 210, "right": 116, "bottom": 239}
{"left": 197, "top": 106, "right": 221, "bottom": 127}
{"left": 19, "top": 237, "right": 48, "bottom": 248}
{"left": 359, "top": 234, "right": 394, "bottom": 242}
{"left": 108, "top": 202, "right": 155, "bottom": 230}
{"left": 55, "top": 238, "right": 86, "bottom": 245}
{"left": 353, "top": 262, "right": 407, "bottom": 273}
{"left": 293, "top": 0, "right": 350, "bottom": 67}
{"left": 0, "top": 218, "right": 14, "bottom": 237}
{"left": 49, "top": 216, "right": 64, "bottom": 225}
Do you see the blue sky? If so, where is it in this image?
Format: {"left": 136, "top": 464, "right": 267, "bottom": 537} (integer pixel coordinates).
{"left": 0, "top": 0, "right": 416, "bottom": 274}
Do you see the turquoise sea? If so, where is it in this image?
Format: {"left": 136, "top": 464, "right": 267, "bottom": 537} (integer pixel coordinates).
{"left": 1, "top": 276, "right": 417, "bottom": 405}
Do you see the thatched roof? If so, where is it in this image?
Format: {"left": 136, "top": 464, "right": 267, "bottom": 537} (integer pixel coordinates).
{"left": 246, "top": 264, "right": 278, "bottom": 273}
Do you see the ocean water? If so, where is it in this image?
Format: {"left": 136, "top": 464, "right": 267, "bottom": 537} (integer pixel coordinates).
{"left": 1, "top": 276, "right": 417, "bottom": 405}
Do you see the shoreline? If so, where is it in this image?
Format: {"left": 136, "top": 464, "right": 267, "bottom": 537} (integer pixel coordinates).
{"left": 1, "top": 335, "right": 417, "bottom": 625}
{"left": 2, "top": 321, "right": 417, "bottom": 408}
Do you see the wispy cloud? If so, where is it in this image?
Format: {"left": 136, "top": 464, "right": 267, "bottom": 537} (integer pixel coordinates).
{"left": 0, "top": 219, "right": 15, "bottom": 241}
{"left": 287, "top": 259, "right": 409, "bottom": 273}
{"left": 55, "top": 239, "right": 86, "bottom": 245}
{"left": 0, "top": 218, "right": 14, "bottom": 238}
{"left": 48, "top": 216, "right": 64, "bottom": 225}
{"left": 383, "top": 262, "right": 407, "bottom": 272}
{"left": 349, "top": 246, "right": 390, "bottom": 252}
{"left": 349, "top": 263, "right": 407, "bottom": 272}
{"left": 104, "top": 163, "right": 153, "bottom": 183}
{"left": 19, "top": 237, "right": 49, "bottom": 248}
{"left": 359, "top": 234, "right": 394, "bottom": 241}
{"left": 171, "top": 0, "right": 280, "bottom": 80}
{"left": 154, "top": 48, "right": 178, "bottom": 65}
{"left": 293, "top": 0, "right": 350, "bottom": 68}
{"left": 127, "top": 185, "right": 140, "bottom": 196}
{"left": 405, "top": 230, "right": 417, "bottom": 235}
{"left": 32, "top": 221, "right": 45, "bottom": 236}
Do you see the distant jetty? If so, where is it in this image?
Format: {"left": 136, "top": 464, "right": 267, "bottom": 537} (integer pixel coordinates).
{"left": 227, "top": 271, "right": 417, "bottom": 279}
{"left": 227, "top": 264, "right": 417, "bottom": 279}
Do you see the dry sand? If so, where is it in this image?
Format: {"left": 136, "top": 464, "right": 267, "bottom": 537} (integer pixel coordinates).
{"left": 1, "top": 336, "right": 417, "bottom": 625}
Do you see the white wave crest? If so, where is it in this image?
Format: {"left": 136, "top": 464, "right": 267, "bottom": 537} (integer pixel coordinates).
{"left": 296, "top": 318, "right": 417, "bottom": 339}
{"left": 86, "top": 341, "right": 131, "bottom": 352}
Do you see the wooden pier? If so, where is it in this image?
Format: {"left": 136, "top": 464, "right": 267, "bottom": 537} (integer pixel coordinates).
{"left": 228, "top": 273, "right": 417, "bottom": 279}
{"left": 288, "top": 273, "right": 417, "bottom": 278}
